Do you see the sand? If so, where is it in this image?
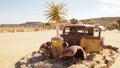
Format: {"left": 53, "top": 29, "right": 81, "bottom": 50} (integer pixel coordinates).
{"left": 101, "top": 30, "right": 120, "bottom": 68}
{"left": 0, "top": 29, "right": 120, "bottom": 68}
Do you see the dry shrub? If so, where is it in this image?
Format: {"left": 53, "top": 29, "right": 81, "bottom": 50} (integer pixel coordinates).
{"left": 34, "top": 28, "right": 40, "bottom": 31}
{"left": 0, "top": 28, "right": 4, "bottom": 33}
{"left": 6, "top": 28, "right": 15, "bottom": 33}
{"left": 16, "top": 28, "right": 25, "bottom": 32}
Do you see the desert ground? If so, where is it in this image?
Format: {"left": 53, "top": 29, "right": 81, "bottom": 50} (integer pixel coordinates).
{"left": 0, "top": 29, "right": 120, "bottom": 68}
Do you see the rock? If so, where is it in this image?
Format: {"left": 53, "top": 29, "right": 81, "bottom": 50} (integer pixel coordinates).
{"left": 32, "top": 51, "right": 38, "bottom": 56}
{"left": 25, "top": 54, "right": 32, "bottom": 60}
{"left": 100, "top": 49, "right": 111, "bottom": 58}
{"left": 100, "top": 64, "right": 107, "bottom": 68}
{"left": 110, "top": 50, "right": 116, "bottom": 56}
{"left": 69, "top": 64, "right": 88, "bottom": 68}
{"left": 52, "top": 63, "right": 65, "bottom": 68}
{"left": 111, "top": 56, "right": 116, "bottom": 63}
{"left": 82, "top": 61, "right": 92, "bottom": 68}
{"left": 20, "top": 59, "right": 27, "bottom": 64}
{"left": 28, "top": 64, "right": 34, "bottom": 68}
{"left": 112, "top": 47, "right": 119, "bottom": 53}
{"left": 104, "top": 45, "right": 112, "bottom": 49}
{"left": 34, "top": 62, "right": 52, "bottom": 68}
{"left": 20, "top": 64, "right": 27, "bottom": 68}
{"left": 94, "top": 64, "right": 107, "bottom": 68}
{"left": 93, "top": 54, "right": 105, "bottom": 64}
{"left": 105, "top": 57, "right": 114, "bottom": 68}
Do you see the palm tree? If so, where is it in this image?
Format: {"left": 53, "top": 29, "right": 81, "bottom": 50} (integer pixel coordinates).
{"left": 45, "top": 2, "right": 67, "bottom": 37}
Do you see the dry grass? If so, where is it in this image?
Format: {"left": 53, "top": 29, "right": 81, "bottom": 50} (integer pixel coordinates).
{"left": 0, "top": 27, "right": 50, "bottom": 33}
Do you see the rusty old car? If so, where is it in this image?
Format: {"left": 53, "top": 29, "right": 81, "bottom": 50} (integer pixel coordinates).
{"left": 60, "top": 24, "right": 103, "bottom": 53}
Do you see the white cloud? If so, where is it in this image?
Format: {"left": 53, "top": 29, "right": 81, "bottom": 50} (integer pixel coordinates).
{"left": 97, "top": 0, "right": 120, "bottom": 5}
{"left": 97, "top": 0, "right": 120, "bottom": 14}
{"left": 98, "top": 5, "right": 120, "bottom": 14}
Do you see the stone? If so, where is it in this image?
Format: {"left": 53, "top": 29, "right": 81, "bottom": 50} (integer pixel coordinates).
{"left": 93, "top": 54, "right": 105, "bottom": 64}
{"left": 82, "top": 61, "right": 92, "bottom": 68}
{"left": 20, "top": 64, "right": 27, "bottom": 68}
{"left": 100, "top": 64, "right": 107, "bottom": 68}
{"left": 20, "top": 59, "right": 27, "bottom": 64}
{"left": 94, "top": 64, "right": 107, "bottom": 68}
{"left": 100, "top": 49, "right": 111, "bottom": 58}
{"left": 69, "top": 64, "right": 88, "bottom": 68}
{"left": 105, "top": 57, "right": 114, "bottom": 68}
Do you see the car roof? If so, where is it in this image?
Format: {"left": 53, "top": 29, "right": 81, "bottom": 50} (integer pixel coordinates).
{"left": 65, "top": 24, "right": 95, "bottom": 28}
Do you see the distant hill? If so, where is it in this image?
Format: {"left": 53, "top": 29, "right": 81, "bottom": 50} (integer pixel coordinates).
{"left": 0, "top": 17, "right": 120, "bottom": 27}
{"left": 80, "top": 17, "right": 120, "bottom": 25}
{"left": 20, "top": 22, "right": 44, "bottom": 27}
{"left": 0, "top": 22, "right": 44, "bottom": 27}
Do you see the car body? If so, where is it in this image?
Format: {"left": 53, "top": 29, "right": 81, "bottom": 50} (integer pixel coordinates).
{"left": 60, "top": 24, "right": 103, "bottom": 53}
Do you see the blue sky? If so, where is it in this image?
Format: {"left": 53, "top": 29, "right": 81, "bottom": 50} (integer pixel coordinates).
{"left": 0, "top": 0, "right": 120, "bottom": 24}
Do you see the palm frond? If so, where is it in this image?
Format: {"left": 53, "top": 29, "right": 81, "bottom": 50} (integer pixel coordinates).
{"left": 45, "top": 1, "right": 67, "bottom": 23}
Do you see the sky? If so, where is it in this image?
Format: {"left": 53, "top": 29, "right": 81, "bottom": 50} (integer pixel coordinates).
{"left": 0, "top": 0, "right": 120, "bottom": 24}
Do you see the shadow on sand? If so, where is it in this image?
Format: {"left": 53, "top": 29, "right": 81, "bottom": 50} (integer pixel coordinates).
{"left": 15, "top": 51, "right": 84, "bottom": 68}
{"left": 15, "top": 52, "right": 47, "bottom": 68}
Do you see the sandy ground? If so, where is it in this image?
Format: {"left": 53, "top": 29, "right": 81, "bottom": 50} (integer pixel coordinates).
{"left": 101, "top": 30, "right": 120, "bottom": 68}
{"left": 0, "top": 30, "right": 120, "bottom": 68}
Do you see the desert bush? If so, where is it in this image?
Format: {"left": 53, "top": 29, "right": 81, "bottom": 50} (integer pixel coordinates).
{"left": 0, "top": 28, "right": 4, "bottom": 33}
{"left": 70, "top": 18, "right": 78, "bottom": 24}
{"left": 16, "top": 28, "right": 25, "bottom": 32}
{"left": 6, "top": 28, "right": 15, "bottom": 33}
{"left": 34, "top": 28, "right": 40, "bottom": 31}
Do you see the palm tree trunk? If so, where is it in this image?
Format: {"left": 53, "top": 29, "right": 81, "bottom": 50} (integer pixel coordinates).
{"left": 56, "top": 22, "right": 60, "bottom": 37}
